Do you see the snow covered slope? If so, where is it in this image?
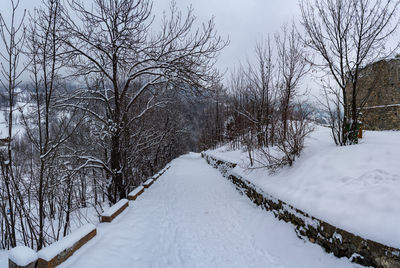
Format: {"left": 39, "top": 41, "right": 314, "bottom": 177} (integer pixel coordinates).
{"left": 0, "top": 251, "right": 7, "bottom": 268}
{"left": 206, "top": 126, "right": 400, "bottom": 249}
{"left": 52, "top": 153, "right": 358, "bottom": 268}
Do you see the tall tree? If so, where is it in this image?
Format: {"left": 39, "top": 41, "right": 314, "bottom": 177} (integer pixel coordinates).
{"left": 276, "top": 24, "right": 309, "bottom": 140}
{"left": 0, "top": 0, "right": 26, "bottom": 248}
{"left": 61, "top": 0, "right": 226, "bottom": 203}
{"left": 300, "top": 0, "right": 399, "bottom": 145}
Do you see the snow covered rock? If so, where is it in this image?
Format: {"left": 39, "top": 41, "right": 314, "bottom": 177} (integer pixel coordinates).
{"left": 152, "top": 166, "right": 170, "bottom": 180}
{"left": 37, "top": 223, "right": 96, "bottom": 268}
{"left": 8, "top": 246, "right": 37, "bottom": 268}
{"left": 143, "top": 178, "right": 154, "bottom": 188}
{"left": 101, "top": 199, "right": 129, "bottom": 223}
{"left": 128, "top": 186, "right": 144, "bottom": 201}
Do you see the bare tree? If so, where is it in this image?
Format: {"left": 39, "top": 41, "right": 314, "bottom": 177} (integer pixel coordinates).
{"left": 275, "top": 23, "right": 309, "bottom": 139}
{"left": 21, "top": 0, "right": 83, "bottom": 249}
{"left": 229, "top": 38, "right": 278, "bottom": 155}
{"left": 0, "top": 0, "right": 26, "bottom": 248}
{"left": 60, "top": 0, "right": 226, "bottom": 203}
{"left": 256, "top": 103, "right": 313, "bottom": 170}
{"left": 300, "top": 0, "right": 399, "bottom": 145}
{"left": 228, "top": 26, "right": 311, "bottom": 171}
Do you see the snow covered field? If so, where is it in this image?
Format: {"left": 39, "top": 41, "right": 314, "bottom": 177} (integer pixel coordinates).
{"left": 206, "top": 126, "right": 400, "bottom": 249}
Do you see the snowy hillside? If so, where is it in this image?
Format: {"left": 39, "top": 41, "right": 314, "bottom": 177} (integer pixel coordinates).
{"left": 206, "top": 126, "right": 400, "bottom": 249}
{"left": 0, "top": 89, "right": 30, "bottom": 138}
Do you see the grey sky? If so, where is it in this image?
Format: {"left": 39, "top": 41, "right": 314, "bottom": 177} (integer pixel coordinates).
{"left": 155, "top": 0, "right": 300, "bottom": 76}
{"left": 0, "top": 0, "right": 300, "bottom": 82}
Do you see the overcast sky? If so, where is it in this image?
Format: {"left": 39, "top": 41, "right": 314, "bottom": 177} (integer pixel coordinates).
{"left": 155, "top": 0, "right": 301, "bottom": 76}
{"left": 0, "top": 0, "right": 300, "bottom": 82}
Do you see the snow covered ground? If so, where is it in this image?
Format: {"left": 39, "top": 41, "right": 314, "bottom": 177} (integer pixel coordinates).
{"left": 0, "top": 89, "right": 31, "bottom": 139}
{"left": 0, "top": 251, "right": 7, "bottom": 268}
{"left": 206, "top": 126, "right": 400, "bottom": 249}
{"left": 30, "top": 153, "right": 360, "bottom": 268}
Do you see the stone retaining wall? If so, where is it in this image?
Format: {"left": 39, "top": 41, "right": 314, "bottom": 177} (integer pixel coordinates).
{"left": 37, "top": 226, "right": 96, "bottom": 268}
{"left": 128, "top": 186, "right": 144, "bottom": 201}
{"left": 143, "top": 178, "right": 154, "bottom": 188}
{"left": 8, "top": 246, "right": 37, "bottom": 268}
{"left": 101, "top": 199, "right": 129, "bottom": 223}
{"left": 127, "top": 166, "right": 170, "bottom": 201}
{"left": 202, "top": 153, "right": 400, "bottom": 268}
{"left": 346, "top": 58, "right": 400, "bottom": 130}
{"left": 153, "top": 166, "right": 170, "bottom": 180}
{"left": 361, "top": 106, "right": 400, "bottom": 130}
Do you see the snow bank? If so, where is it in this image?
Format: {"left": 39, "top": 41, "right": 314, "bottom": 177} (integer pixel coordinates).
{"left": 38, "top": 224, "right": 96, "bottom": 262}
{"left": 143, "top": 178, "right": 154, "bottom": 188}
{"left": 152, "top": 166, "right": 170, "bottom": 179}
{"left": 101, "top": 199, "right": 128, "bottom": 218}
{"left": 0, "top": 250, "right": 8, "bottom": 268}
{"left": 128, "top": 186, "right": 144, "bottom": 198}
{"left": 9, "top": 246, "right": 37, "bottom": 266}
{"left": 203, "top": 152, "right": 400, "bottom": 267}
{"left": 205, "top": 126, "right": 400, "bottom": 249}
{"left": 152, "top": 171, "right": 161, "bottom": 179}
{"left": 204, "top": 148, "right": 241, "bottom": 165}
{"left": 163, "top": 166, "right": 170, "bottom": 172}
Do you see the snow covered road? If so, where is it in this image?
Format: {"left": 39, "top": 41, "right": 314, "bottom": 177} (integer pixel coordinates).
{"left": 59, "top": 153, "right": 359, "bottom": 268}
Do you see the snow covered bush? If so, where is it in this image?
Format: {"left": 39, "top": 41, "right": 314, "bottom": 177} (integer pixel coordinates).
{"left": 218, "top": 25, "right": 313, "bottom": 171}
{"left": 257, "top": 114, "right": 314, "bottom": 171}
